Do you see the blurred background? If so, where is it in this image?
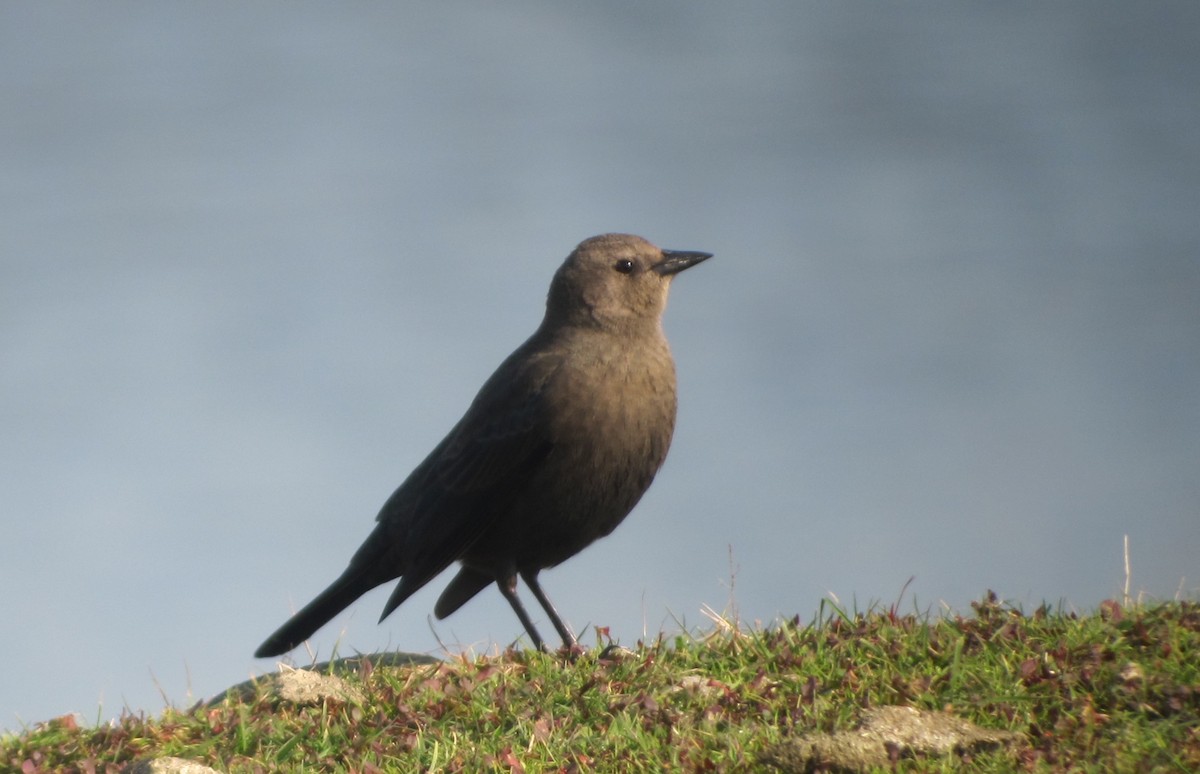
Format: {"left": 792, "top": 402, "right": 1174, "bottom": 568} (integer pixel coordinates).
{"left": 2, "top": 2, "right": 1197, "bottom": 731}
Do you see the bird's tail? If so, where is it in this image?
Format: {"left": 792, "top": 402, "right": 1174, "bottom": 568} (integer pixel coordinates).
{"left": 254, "top": 570, "right": 375, "bottom": 658}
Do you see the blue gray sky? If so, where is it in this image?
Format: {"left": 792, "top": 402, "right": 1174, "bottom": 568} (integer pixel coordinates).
{"left": 3, "top": 3, "right": 1197, "bottom": 731}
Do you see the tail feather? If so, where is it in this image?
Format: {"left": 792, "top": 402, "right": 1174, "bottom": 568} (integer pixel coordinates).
{"left": 433, "top": 566, "right": 494, "bottom": 619}
{"left": 254, "top": 572, "right": 375, "bottom": 658}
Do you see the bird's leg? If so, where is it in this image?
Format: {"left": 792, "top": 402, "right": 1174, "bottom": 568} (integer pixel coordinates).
{"left": 496, "top": 573, "right": 547, "bottom": 651}
{"left": 521, "top": 569, "right": 578, "bottom": 649}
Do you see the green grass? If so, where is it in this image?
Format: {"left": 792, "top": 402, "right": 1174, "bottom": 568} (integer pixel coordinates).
{"left": 5, "top": 593, "right": 1198, "bottom": 772}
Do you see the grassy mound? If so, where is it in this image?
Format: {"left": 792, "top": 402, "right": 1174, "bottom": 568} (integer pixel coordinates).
{"left": 5, "top": 594, "right": 1198, "bottom": 772}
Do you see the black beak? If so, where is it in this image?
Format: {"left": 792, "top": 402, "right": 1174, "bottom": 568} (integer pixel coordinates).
{"left": 652, "top": 249, "right": 713, "bottom": 276}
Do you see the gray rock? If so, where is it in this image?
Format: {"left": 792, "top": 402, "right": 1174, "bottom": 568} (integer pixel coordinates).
{"left": 760, "top": 705, "right": 1025, "bottom": 772}
{"left": 123, "top": 756, "right": 223, "bottom": 774}
{"left": 207, "top": 651, "right": 440, "bottom": 708}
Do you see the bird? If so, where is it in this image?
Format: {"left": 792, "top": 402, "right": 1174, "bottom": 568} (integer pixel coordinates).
{"left": 255, "top": 233, "right": 710, "bottom": 657}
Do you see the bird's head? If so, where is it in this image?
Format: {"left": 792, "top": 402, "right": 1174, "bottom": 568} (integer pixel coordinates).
{"left": 545, "top": 233, "right": 711, "bottom": 333}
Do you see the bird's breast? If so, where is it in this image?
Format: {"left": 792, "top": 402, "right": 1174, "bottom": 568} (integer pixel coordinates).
{"left": 548, "top": 338, "right": 677, "bottom": 459}
{"left": 514, "top": 337, "right": 677, "bottom": 550}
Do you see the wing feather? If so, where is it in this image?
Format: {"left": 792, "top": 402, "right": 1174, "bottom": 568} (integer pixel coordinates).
{"left": 349, "top": 347, "right": 560, "bottom": 615}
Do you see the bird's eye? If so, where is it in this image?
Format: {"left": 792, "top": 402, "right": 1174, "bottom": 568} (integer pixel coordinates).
{"left": 614, "top": 259, "right": 635, "bottom": 274}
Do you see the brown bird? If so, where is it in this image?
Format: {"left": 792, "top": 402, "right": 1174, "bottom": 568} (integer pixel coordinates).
{"left": 255, "top": 233, "right": 710, "bottom": 656}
